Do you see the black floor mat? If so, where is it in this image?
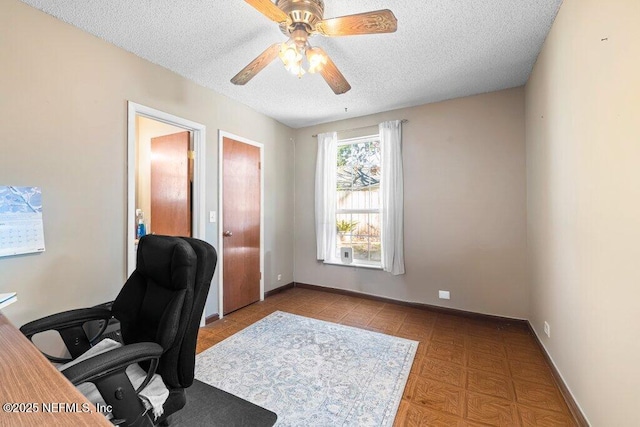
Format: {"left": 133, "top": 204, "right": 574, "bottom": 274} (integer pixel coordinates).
{"left": 170, "top": 379, "right": 277, "bottom": 427}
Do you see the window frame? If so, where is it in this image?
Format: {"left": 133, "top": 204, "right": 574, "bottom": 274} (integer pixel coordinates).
{"left": 332, "top": 134, "right": 382, "bottom": 268}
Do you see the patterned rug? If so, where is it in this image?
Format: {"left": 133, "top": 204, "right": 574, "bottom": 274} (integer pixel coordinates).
{"left": 194, "top": 311, "right": 418, "bottom": 426}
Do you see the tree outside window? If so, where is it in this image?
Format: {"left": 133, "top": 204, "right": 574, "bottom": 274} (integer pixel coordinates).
{"left": 336, "top": 137, "right": 381, "bottom": 265}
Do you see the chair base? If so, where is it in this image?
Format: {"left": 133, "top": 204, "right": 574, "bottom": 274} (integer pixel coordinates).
{"left": 154, "top": 388, "right": 186, "bottom": 426}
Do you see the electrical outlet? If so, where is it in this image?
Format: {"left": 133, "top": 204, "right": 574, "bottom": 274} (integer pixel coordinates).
{"left": 340, "top": 247, "right": 353, "bottom": 264}
{"left": 544, "top": 321, "right": 551, "bottom": 338}
{"left": 438, "top": 290, "right": 450, "bottom": 300}
{"left": 277, "top": 274, "right": 282, "bottom": 281}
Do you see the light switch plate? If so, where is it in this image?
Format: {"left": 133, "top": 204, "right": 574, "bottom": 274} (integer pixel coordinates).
{"left": 209, "top": 211, "right": 217, "bottom": 223}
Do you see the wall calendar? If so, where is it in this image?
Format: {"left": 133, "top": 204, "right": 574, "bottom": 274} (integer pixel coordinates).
{"left": 0, "top": 186, "right": 45, "bottom": 258}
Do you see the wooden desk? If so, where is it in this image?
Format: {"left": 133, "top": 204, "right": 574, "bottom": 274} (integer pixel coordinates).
{"left": 0, "top": 313, "right": 111, "bottom": 426}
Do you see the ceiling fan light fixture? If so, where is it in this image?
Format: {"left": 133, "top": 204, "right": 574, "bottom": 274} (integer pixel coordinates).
{"left": 290, "top": 62, "right": 306, "bottom": 79}
{"left": 279, "top": 42, "right": 301, "bottom": 66}
{"left": 281, "top": 45, "right": 296, "bottom": 63}
{"left": 306, "top": 47, "right": 327, "bottom": 73}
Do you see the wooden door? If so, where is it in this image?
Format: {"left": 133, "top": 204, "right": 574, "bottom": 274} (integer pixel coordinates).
{"left": 223, "top": 137, "right": 261, "bottom": 314}
{"left": 150, "top": 131, "right": 192, "bottom": 237}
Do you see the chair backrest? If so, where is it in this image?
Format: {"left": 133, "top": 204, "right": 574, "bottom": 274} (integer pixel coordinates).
{"left": 111, "top": 234, "right": 217, "bottom": 390}
{"left": 174, "top": 237, "right": 217, "bottom": 387}
{"left": 112, "top": 235, "right": 196, "bottom": 388}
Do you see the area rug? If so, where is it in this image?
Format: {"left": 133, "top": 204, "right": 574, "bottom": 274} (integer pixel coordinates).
{"left": 194, "top": 311, "right": 418, "bottom": 426}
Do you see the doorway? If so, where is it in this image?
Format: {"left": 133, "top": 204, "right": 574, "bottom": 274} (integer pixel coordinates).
{"left": 218, "top": 131, "right": 264, "bottom": 317}
{"left": 127, "top": 102, "right": 206, "bottom": 277}
{"left": 149, "top": 130, "right": 192, "bottom": 237}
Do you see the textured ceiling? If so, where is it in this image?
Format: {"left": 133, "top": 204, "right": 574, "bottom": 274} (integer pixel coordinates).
{"left": 20, "top": 0, "right": 562, "bottom": 128}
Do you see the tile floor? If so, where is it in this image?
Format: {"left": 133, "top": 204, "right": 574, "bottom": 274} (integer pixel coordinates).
{"left": 196, "top": 287, "right": 577, "bottom": 426}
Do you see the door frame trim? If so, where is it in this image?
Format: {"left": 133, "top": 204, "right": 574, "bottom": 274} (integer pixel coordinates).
{"left": 218, "top": 131, "right": 265, "bottom": 319}
{"left": 126, "top": 102, "right": 207, "bottom": 276}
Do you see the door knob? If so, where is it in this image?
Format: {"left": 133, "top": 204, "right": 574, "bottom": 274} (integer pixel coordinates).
{"left": 223, "top": 230, "right": 233, "bottom": 237}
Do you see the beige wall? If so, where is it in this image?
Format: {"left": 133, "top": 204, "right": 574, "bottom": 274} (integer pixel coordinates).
{"left": 525, "top": 0, "right": 640, "bottom": 424}
{"left": 294, "top": 88, "right": 528, "bottom": 319}
{"left": 0, "top": 0, "right": 295, "bottom": 326}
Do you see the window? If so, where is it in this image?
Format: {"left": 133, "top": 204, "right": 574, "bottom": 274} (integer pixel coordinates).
{"left": 315, "top": 121, "right": 404, "bottom": 275}
{"left": 335, "top": 136, "right": 381, "bottom": 266}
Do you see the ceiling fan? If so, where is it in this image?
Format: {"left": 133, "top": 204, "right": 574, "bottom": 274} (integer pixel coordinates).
{"left": 231, "top": 0, "right": 398, "bottom": 95}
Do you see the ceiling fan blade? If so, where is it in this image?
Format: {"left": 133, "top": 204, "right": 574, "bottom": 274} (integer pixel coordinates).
{"left": 244, "top": 0, "right": 288, "bottom": 23}
{"left": 314, "top": 48, "right": 351, "bottom": 95}
{"left": 315, "top": 9, "right": 397, "bottom": 36}
{"left": 231, "top": 43, "right": 281, "bottom": 85}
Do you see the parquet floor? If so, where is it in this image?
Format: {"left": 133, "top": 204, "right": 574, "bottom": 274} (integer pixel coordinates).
{"left": 197, "top": 287, "right": 577, "bottom": 426}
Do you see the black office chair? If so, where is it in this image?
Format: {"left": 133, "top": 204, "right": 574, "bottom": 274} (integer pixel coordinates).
{"left": 20, "top": 235, "right": 217, "bottom": 426}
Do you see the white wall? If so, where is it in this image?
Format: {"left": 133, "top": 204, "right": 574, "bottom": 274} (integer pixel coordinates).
{"left": 525, "top": 0, "right": 640, "bottom": 424}
{"left": 0, "top": 0, "right": 295, "bottom": 326}
{"left": 294, "top": 88, "right": 528, "bottom": 319}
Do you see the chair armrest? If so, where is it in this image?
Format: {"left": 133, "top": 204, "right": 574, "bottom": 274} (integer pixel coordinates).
{"left": 61, "top": 343, "right": 163, "bottom": 427}
{"left": 61, "top": 342, "right": 163, "bottom": 389}
{"left": 92, "top": 301, "right": 115, "bottom": 310}
{"left": 20, "top": 307, "right": 113, "bottom": 337}
{"left": 20, "top": 307, "right": 113, "bottom": 362}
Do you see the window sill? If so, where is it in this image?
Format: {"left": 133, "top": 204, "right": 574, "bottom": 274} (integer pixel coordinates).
{"left": 322, "top": 260, "right": 383, "bottom": 270}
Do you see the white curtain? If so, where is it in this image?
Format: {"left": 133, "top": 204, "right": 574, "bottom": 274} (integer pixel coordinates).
{"left": 380, "top": 120, "right": 405, "bottom": 275}
{"left": 315, "top": 132, "right": 338, "bottom": 261}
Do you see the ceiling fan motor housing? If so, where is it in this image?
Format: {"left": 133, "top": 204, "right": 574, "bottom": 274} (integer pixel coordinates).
{"left": 277, "top": 0, "right": 325, "bottom": 34}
